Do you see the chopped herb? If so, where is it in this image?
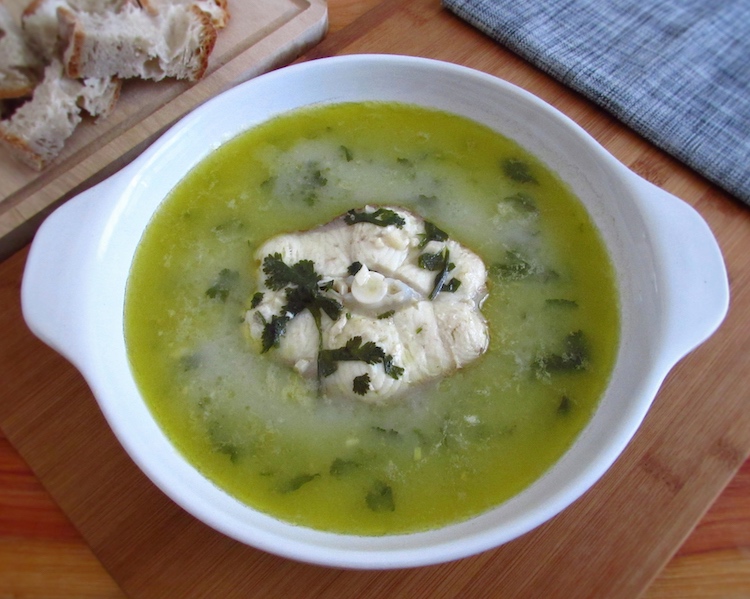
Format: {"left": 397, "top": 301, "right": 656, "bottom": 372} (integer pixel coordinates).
{"left": 261, "top": 314, "right": 290, "bottom": 353}
{"left": 534, "top": 330, "right": 590, "bottom": 376}
{"left": 418, "top": 220, "right": 449, "bottom": 248}
{"left": 366, "top": 480, "right": 395, "bottom": 512}
{"left": 250, "top": 291, "right": 264, "bottom": 308}
{"left": 318, "top": 336, "right": 384, "bottom": 378}
{"left": 318, "top": 336, "right": 404, "bottom": 383}
{"left": 205, "top": 268, "right": 239, "bottom": 302}
{"left": 179, "top": 353, "right": 201, "bottom": 371}
{"left": 545, "top": 298, "right": 578, "bottom": 309}
{"left": 377, "top": 310, "right": 396, "bottom": 319}
{"left": 383, "top": 354, "right": 404, "bottom": 379}
{"left": 259, "top": 254, "right": 343, "bottom": 353}
{"left": 443, "top": 278, "right": 461, "bottom": 292}
{"left": 278, "top": 473, "right": 320, "bottom": 493}
{"left": 490, "top": 250, "right": 536, "bottom": 281}
{"left": 309, "top": 168, "right": 327, "bottom": 187}
{"left": 353, "top": 373, "right": 371, "bottom": 396}
{"left": 415, "top": 327, "right": 423, "bottom": 334}
{"left": 291, "top": 161, "right": 329, "bottom": 206}
{"left": 343, "top": 207, "right": 406, "bottom": 228}
{"left": 207, "top": 422, "right": 241, "bottom": 463}
{"left": 418, "top": 251, "right": 445, "bottom": 271}
{"left": 348, "top": 261, "right": 363, "bottom": 276}
{"left": 330, "top": 458, "right": 359, "bottom": 477}
{"left": 262, "top": 254, "right": 318, "bottom": 291}
{"left": 340, "top": 145, "right": 353, "bottom": 161}
{"left": 212, "top": 219, "right": 245, "bottom": 237}
{"left": 323, "top": 336, "right": 384, "bottom": 366}
{"left": 558, "top": 395, "right": 572, "bottom": 415}
{"left": 428, "top": 248, "right": 460, "bottom": 300}
{"left": 502, "top": 158, "right": 537, "bottom": 184}
{"left": 215, "top": 441, "right": 240, "bottom": 462}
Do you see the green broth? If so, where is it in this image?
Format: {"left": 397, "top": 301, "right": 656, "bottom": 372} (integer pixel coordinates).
{"left": 125, "top": 102, "right": 619, "bottom": 534}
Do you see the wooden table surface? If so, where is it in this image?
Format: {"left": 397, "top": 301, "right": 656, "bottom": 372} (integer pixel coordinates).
{"left": 2, "top": 0, "right": 750, "bottom": 597}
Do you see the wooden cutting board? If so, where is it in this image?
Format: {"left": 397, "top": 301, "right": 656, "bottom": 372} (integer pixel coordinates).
{"left": 0, "top": 0, "right": 328, "bottom": 261}
{"left": 2, "top": 0, "right": 750, "bottom": 597}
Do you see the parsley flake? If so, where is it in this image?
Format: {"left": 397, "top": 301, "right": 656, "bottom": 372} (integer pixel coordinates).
{"left": 418, "top": 220, "right": 449, "bottom": 248}
{"left": 427, "top": 248, "right": 461, "bottom": 300}
{"left": 318, "top": 336, "right": 405, "bottom": 389}
{"left": 343, "top": 208, "right": 406, "bottom": 228}
{"left": 502, "top": 158, "right": 537, "bottom": 184}
{"left": 205, "top": 268, "right": 239, "bottom": 302}
{"left": 353, "top": 374, "right": 371, "bottom": 396}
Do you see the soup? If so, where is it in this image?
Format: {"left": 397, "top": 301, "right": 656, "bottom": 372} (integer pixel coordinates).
{"left": 125, "top": 102, "right": 619, "bottom": 535}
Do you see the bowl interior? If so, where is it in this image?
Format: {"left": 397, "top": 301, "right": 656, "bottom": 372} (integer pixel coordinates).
{"left": 77, "top": 55, "right": 667, "bottom": 568}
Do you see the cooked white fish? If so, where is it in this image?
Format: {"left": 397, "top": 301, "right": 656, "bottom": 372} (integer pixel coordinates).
{"left": 245, "top": 206, "right": 489, "bottom": 402}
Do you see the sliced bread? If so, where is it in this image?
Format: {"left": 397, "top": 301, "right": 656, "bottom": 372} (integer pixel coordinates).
{"left": 21, "top": 0, "right": 135, "bottom": 60}
{"left": 0, "top": 59, "right": 120, "bottom": 169}
{"left": 60, "top": 2, "right": 218, "bottom": 82}
{"left": 0, "top": 2, "right": 43, "bottom": 99}
{"left": 139, "top": 0, "right": 230, "bottom": 30}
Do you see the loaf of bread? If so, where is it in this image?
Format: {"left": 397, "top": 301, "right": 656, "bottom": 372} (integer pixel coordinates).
{"left": 140, "top": 0, "right": 229, "bottom": 29}
{"left": 0, "top": 59, "right": 120, "bottom": 169}
{"left": 1, "top": 0, "right": 228, "bottom": 170}
{"left": 21, "top": 0, "right": 136, "bottom": 60}
{"left": 0, "top": 2, "right": 42, "bottom": 100}
{"left": 60, "top": 2, "right": 218, "bottom": 81}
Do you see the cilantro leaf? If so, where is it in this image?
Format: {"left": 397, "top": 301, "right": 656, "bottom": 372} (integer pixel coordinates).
{"left": 489, "top": 250, "right": 535, "bottom": 281}
{"left": 366, "top": 480, "right": 395, "bottom": 512}
{"left": 418, "top": 220, "right": 449, "bottom": 248}
{"left": 318, "top": 336, "right": 405, "bottom": 386}
{"left": 250, "top": 291, "right": 264, "bottom": 308}
{"left": 262, "top": 254, "right": 319, "bottom": 291}
{"left": 383, "top": 354, "right": 404, "bottom": 380}
{"left": 258, "top": 254, "right": 343, "bottom": 354}
{"left": 277, "top": 473, "right": 320, "bottom": 494}
{"left": 261, "top": 314, "right": 290, "bottom": 353}
{"left": 205, "top": 268, "right": 239, "bottom": 302}
{"left": 502, "top": 158, "right": 537, "bottom": 184}
{"left": 534, "top": 330, "right": 590, "bottom": 377}
{"left": 428, "top": 248, "right": 461, "bottom": 300}
{"left": 353, "top": 373, "right": 371, "bottom": 396}
{"left": 343, "top": 208, "right": 406, "bottom": 228}
{"left": 330, "top": 458, "right": 359, "bottom": 477}
{"left": 418, "top": 251, "right": 445, "bottom": 271}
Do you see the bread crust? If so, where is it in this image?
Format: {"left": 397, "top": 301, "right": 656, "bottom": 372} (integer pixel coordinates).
{"left": 1, "top": 0, "right": 224, "bottom": 170}
{"left": 0, "top": 127, "right": 46, "bottom": 170}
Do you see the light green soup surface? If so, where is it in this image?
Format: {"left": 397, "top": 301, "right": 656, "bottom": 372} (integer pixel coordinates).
{"left": 125, "top": 102, "right": 620, "bottom": 535}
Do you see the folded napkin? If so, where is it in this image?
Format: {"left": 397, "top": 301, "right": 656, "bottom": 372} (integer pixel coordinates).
{"left": 444, "top": 0, "right": 750, "bottom": 205}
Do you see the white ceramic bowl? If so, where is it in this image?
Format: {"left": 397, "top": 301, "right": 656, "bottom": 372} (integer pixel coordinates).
{"left": 21, "top": 55, "right": 729, "bottom": 569}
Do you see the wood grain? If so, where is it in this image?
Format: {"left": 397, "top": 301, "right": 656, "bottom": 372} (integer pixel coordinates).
{"left": 1, "top": 0, "right": 750, "bottom": 597}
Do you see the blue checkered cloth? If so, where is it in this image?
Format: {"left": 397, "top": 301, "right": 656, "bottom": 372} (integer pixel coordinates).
{"left": 443, "top": 0, "right": 750, "bottom": 205}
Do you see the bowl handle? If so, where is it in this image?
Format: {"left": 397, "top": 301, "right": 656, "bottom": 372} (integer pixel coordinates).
{"left": 21, "top": 182, "right": 110, "bottom": 369}
{"left": 633, "top": 176, "right": 729, "bottom": 363}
